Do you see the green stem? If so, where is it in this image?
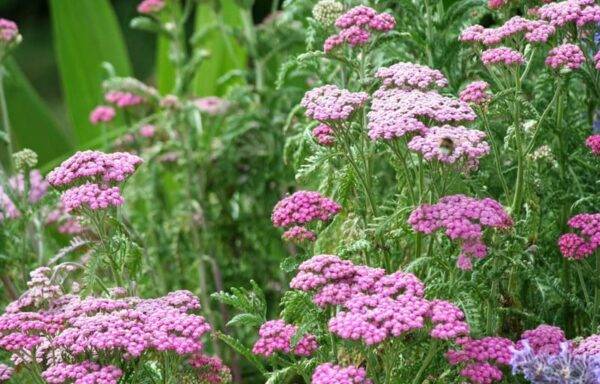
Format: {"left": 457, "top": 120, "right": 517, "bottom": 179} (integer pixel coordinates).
{"left": 576, "top": 264, "right": 592, "bottom": 308}
{"left": 510, "top": 69, "right": 525, "bottom": 215}
{"left": 0, "top": 66, "right": 13, "bottom": 172}
{"left": 411, "top": 341, "right": 438, "bottom": 384}
{"left": 480, "top": 108, "right": 510, "bottom": 199}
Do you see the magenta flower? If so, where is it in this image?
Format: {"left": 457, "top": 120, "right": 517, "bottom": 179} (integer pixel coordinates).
{"left": 137, "top": 0, "right": 166, "bottom": 14}
{"left": 301, "top": 85, "right": 368, "bottom": 122}
{"left": 0, "top": 18, "right": 18, "bottom": 43}
{"left": 586, "top": 134, "right": 600, "bottom": 155}
{"left": 460, "top": 17, "right": 555, "bottom": 45}
{"left": 252, "top": 320, "right": 318, "bottom": 357}
{"left": 545, "top": 43, "right": 585, "bottom": 70}
{"left": 194, "top": 96, "right": 230, "bottom": 116}
{"left": 42, "top": 362, "right": 123, "bottom": 384}
{"left": 488, "top": 0, "right": 509, "bottom": 9}
{"left": 89, "top": 105, "right": 116, "bottom": 125}
{"left": 323, "top": 6, "right": 395, "bottom": 52}
{"left": 409, "top": 195, "right": 513, "bottom": 270}
{"left": 105, "top": 91, "right": 144, "bottom": 108}
{"left": 312, "top": 124, "right": 335, "bottom": 146}
{"left": 481, "top": 47, "right": 525, "bottom": 66}
{"left": 139, "top": 124, "right": 156, "bottom": 138}
{"left": 0, "top": 364, "right": 13, "bottom": 382}
{"left": 447, "top": 336, "right": 515, "bottom": 384}
{"left": 312, "top": 363, "right": 372, "bottom": 384}
{"left": 516, "top": 325, "right": 566, "bottom": 356}
{"left": 376, "top": 62, "right": 448, "bottom": 90}
{"left": 460, "top": 81, "right": 492, "bottom": 105}
{"left": 558, "top": 213, "right": 600, "bottom": 260}
{"left": 271, "top": 191, "right": 341, "bottom": 227}
{"left": 282, "top": 226, "right": 317, "bottom": 243}
{"left": 61, "top": 183, "right": 124, "bottom": 212}
{"left": 538, "top": 0, "right": 600, "bottom": 27}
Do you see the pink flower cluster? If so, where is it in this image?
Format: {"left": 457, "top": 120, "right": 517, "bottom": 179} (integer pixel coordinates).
{"left": 516, "top": 325, "right": 566, "bottom": 355}
{"left": 61, "top": 183, "right": 124, "bottom": 212}
{"left": 0, "top": 364, "right": 12, "bottom": 382}
{"left": 460, "top": 16, "right": 555, "bottom": 45}
{"left": 47, "top": 151, "right": 143, "bottom": 187}
{"left": 272, "top": 190, "right": 341, "bottom": 228}
{"left": 368, "top": 88, "right": 476, "bottom": 140}
{"left": 481, "top": 47, "right": 525, "bottom": 66}
{"left": 375, "top": 62, "right": 448, "bottom": 90}
{"left": 447, "top": 336, "right": 515, "bottom": 384}
{"left": 408, "top": 195, "right": 513, "bottom": 270}
{"left": 545, "top": 43, "right": 585, "bottom": 69}
{"left": 301, "top": 85, "right": 368, "bottom": 122}
{"left": 488, "top": 0, "right": 509, "bottom": 9}
{"left": 587, "top": 134, "right": 600, "bottom": 155}
{"left": 323, "top": 6, "right": 395, "bottom": 53}
{"left": 0, "top": 19, "right": 18, "bottom": 43}
{"left": 312, "top": 124, "right": 335, "bottom": 146}
{"left": 105, "top": 91, "right": 144, "bottom": 108}
{"left": 252, "top": 319, "right": 318, "bottom": 357}
{"left": 312, "top": 363, "right": 372, "bottom": 384}
{"left": 574, "top": 334, "right": 600, "bottom": 356}
{"left": 460, "top": 81, "right": 492, "bottom": 105}
{"left": 139, "top": 124, "right": 155, "bottom": 138}
{"left": 558, "top": 213, "right": 600, "bottom": 260}
{"left": 595, "top": 52, "right": 600, "bottom": 70}
{"left": 194, "top": 97, "right": 230, "bottom": 116}
{"left": 538, "top": 0, "right": 600, "bottom": 27}
{"left": 0, "top": 170, "right": 49, "bottom": 222}
{"left": 89, "top": 106, "right": 116, "bottom": 125}
{"left": 189, "top": 354, "right": 231, "bottom": 384}
{"left": 137, "top": 0, "right": 166, "bottom": 14}
{"left": 282, "top": 226, "right": 317, "bottom": 243}
{"left": 291, "top": 255, "right": 470, "bottom": 345}
{"left": 42, "top": 362, "right": 123, "bottom": 384}
{"left": 407, "top": 125, "right": 490, "bottom": 168}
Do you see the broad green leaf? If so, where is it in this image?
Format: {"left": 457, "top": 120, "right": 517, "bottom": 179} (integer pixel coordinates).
{"left": 193, "top": 0, "right": 247, "bottom": 96}
{"left": 2, "top": 58, "right": 73, "bottom": 165}
{"left": 50, "top": 0, "right": 132, "bottom": 145}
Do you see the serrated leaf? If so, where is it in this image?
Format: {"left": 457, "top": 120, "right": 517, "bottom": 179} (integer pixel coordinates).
{"left": 266, "top": 367, "right": 294, "bottom": 384}
{"left": 280, "top": 257, "right": 300, "bottom": 273}
{"left": 215, "top": 331, "right": 267, "bottom": 375}
{"left": 226, "top": 313, "right": 263, "bottom": 328}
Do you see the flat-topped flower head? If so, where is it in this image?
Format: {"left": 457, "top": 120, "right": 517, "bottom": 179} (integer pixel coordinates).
{"left": 301, "top": 85, "right": 368, "bottom": 122}
{"left": 312, "top": 124, "right": 335, "bottom": 146}
{"left": 409, "top": 195, "right": 513, "bottom": 270}
{"left": 460, "top": 81, "right": 492, "bottom": 105}
{"left": 488, "top": 0, "right": 509, "bottom": 9}
{"left": 481, "top": 47, "right": 525, "bottom": 66}
{"left": 312, "top": 363, "right": 373, "bottom": 384}
{"left": 89, "top": 105, "right": 116, "bottom": 125}
{"left": 42, "top": 362, "right": 123, "bottom": 384}
{"left": 312, "top": 0, "right": 344, "bottom": 26}
{"left": 252, "top": 320, "right": 318, "bottom": 357}
{"left": 194, "top": 96, "right": 230, "bottom": 116}
{"left": 427, "top": 300, "right": 470, "bottom": 340}
{"left": 447, "top": 336, "right": 514, "bottom": 384}
{"left": 0, "top": 19, "right": 19, "bottom": 44}
{"left": 376, "top": 62, "right": 448, "bottom": 90}
{"left": 323, "top": 6, "right": 395, "bottom": 52}
{"left": 538, "top": 0, "right": 600, "bottom": 27}
{"left": 0, "top": 364, "right": 12, "bottom": 382}
{"left": 545, "top": 43, "right": 585, "bottom": 69}
{"left": 460, "top": 17, "right": 555, "bottom": 45}
{"left": 516, "top": 325, "right": 566, "bottom": 356}
{"left": 558, "top": 213, "right": 600, "bottom": 260}
{"left": 47, "top": 151, "right": 143, "bottom": 187}
{"left": 408, "top": 125, "right": 490, "bottom": 168}
{"left": 105, "top": 91, "right": 144, "bottom": 108}
{"left": 587, "top": 134, "right": 600, "bottom": 155}
{"left": 282, "top": 226, "right": 317, "bottom": 243}
{"left": 137, "top": 0, "right": 166, "bottom": 14}
{"left": 574, "top": 335, "right": 600, "bottom": 357}
{"left": 272, "top": 191, "right": 341, "bottom": 227}
{"left": 61, "top": 183, "right": 124, "bottom": 212}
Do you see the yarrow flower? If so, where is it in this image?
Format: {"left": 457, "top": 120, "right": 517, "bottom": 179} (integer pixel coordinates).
{"left": 0, "top": 364, "right": 13, "bottom": 382}
{"left": 375, "top": 62, "right": 448, "bottom": 90}
{"left": 312, "top": 124, "right": 335, "bottom": 146}
{"left": 538, "top": 0, "right": 600, "bottom": 27}
{"left": 595, "top": 51, "right": 600, "bottom": 70}
{"left": 312, "top": 0, "right": 344, "bottom": 26}
{"left": 89, "top": 105, "right": 116, "bottom": 125}
{"left": 47, "top": 151, "right": 143, "bottom": 187}
{"left": 368, "top": 88, "right": 476, "bottom": 141}
{"left": 460, "top": 81, "right": 492, "bottom": 105}
{"left": 460, "top": 17, "right": 555, "bottom": 45}
{"left": 12, "top": 148, "right": 38, "bottom": 171}
{"left": 516, "top": 325, "right": 567, "bottom": 356}
{"left": 407, "top": 125, "right": 490, "bottom": 169}
{"left": 488, "top": 0, "right": 509, "bottom": 9}
{"left": 189, "top": 354, "right": 232, "bottom": 384}
{"left": 272, "top": 191, "right": 341, "bottom": 227}
{"left": 252, "top": 320, "right": 318, "bottom": 357}
{"left": 312, "top": 363, "right": 372, "bottom": 384}
{"left": 481, "top": 47, "right": 525, "bottom": 66}
{"left": 105, "top": 91, "right": 144, "bottom": 108}
{"left": 60, "top": 183, "right": 124, "bottom": 212}
{"left": 301, "top": 85, "right": 368, "bottom": 122}
{"left": 137, "top": 0, "right": 166, "bottom": 14}
{"left": 0, "top": 18, "right": 19, "bottom": 44}
{"left": 587, "top": 134, "right": 600, "bottom": 155}
{"left": 323, "top": 6, "right": 395, "bottom": 52}
{"left": 447, "top": 336, "right": 515, "bottom": 384}
{"left": 282, "top": 226, "right": 317, "bottom": 243}
{"left": 139, "top": 124, "right": 156, "bottom": 138}
{"left": 194, "top": 96, "right": 230, "bottom": 116}
{"left": 558, "top": 213, "right": 600, "bottom": 260}
{"left": 42, "top": 362, "right": 123, "bottom": 384}
{"left": 545, "top": 43, "right": 585, "bottom": 69}
{"left": 409, "top": 195, "right": 513, "bottom": 270}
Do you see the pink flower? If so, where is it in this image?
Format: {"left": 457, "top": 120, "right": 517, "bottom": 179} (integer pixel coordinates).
{"left": 595, "top": 52, "right": 600, "bottom": 70}
{"left": 481, "top": 47, "right": 525, "bottom": 66}
{"left": 488, "top": 0, "right": 509, "bottom": 9}
{"left": 545, "top": 43, "right": 585, "bottom": 69}
{"left": 312, "top": 124, "right": 335, "bottom": 146}
{"left": 89, "top": 106, "right": 116, "bottom": 125}
{"left": 301, "top": 85, "right": 368, "bottom": 121}
{"left": 323, "top": 6, "right": 395, "bottom": 52}
{"left": 0, "top": 364, "right": 13, "bottom": 382}
{"left": 586, "top": 134, "right": 600, "bottom": 155}
{"left": 42, "top": 362, "right": 123, "bottom": 384}
{"left": 194, "top": 96, "right": 229, "bottom": 116}
{"left": 460, "top": 17, "right": 555, "bottom": 45}
{"left": 271, "top": 191, "right": 341, "bottom": 227}
{"left": 0, "top": 19, "right": 18, "bottom": 43}
{"left": 312, "top": 363, "right": 373, "bottom": 384}
{"left": 188, "top": 354, "right": 231, "bottom": 384}
{"left": 282, "top": 226, "right": 317, "bottom": 243}
{"left": 139, "top": 124, "right": 156, "bottom": 138}
{"left": 574, "top": 334, "right": 600, "bottom": 356}
{"left": 516, "top": 325, "right": 566, "bottom": 355}
{"left": 376, "top": 62, "right": 448, "bottom": 90}
{"left": 105, "top": 91, "right": 144, "bottom": 108}
{"left": 409, "top": 195, "right": 513, "bottom": 270}
{"left": 538, "top": 0, "right": 600, "bottom": 27}
{"left": 558, "top": 213, "right": 600, "bottom": 260}
{"left": 460, "top": 81, "right": 492, "bottom": 104}
{"left": 252, "top": 320, "right": 318, "bottom": 357}
{"left": 137, "top": 0, "right": 166, "bottom": 14}
{"left": 447, "top": 336, "right": 515, "bottom": 384}
{"left": 61, "top": 183, "right": 124, "bottom": 212}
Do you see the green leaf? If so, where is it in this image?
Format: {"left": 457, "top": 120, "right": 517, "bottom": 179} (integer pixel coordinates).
{"left": 155, "top": 36, "right": 177, "bottom": 94}
{"left": 266, "top": 367, "right": 294, "bottom": 384}
{"left": 193, "top": 0, "right": 247, "bottom": 96}
{"left": 2, "top": 59, "right": 73, "bottom": 165}
{"left": 280, "top": 257, "right": 300, "bottom": 273}
{"left": 226, "top": 313, "right": 263, "bottom": 328}
{"left": 215, "top": 331, "right": 267, "bottom": 375}
{"left": 50, "top": 0, "right": 132, "bottom": 145}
